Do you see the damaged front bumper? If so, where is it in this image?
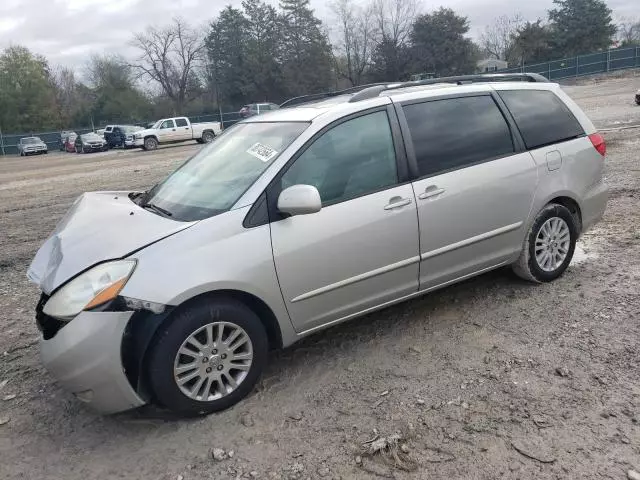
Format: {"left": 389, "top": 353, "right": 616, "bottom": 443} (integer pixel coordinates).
{"left": 39, "top": 309, "right": 146, "bottom": 414}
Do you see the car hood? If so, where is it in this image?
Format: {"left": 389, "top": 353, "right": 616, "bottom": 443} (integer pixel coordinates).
{"left": 28, "top": 191, "right": 196, "bottom": 294}
{"left": 135, "top": 128, "right": 155, "bottom": 137}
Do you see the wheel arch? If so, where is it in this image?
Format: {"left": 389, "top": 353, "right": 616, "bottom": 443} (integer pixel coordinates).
{"left": 545, "top": 195, "right": 583, "bottom": 234}
{"left": 123, "top": 288, "right": 284, "bottom": 401}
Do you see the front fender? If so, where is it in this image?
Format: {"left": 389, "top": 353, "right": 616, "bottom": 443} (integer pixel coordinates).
{"left": 119, "top": 207, "right": 298, "bottom": 347}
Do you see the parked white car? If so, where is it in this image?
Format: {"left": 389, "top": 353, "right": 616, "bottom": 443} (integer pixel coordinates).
{"left": 18, "top": 137, "right": 48, "bottom": 156}
{"left": 133, "top": 117, "right": 222, "bottom": 150}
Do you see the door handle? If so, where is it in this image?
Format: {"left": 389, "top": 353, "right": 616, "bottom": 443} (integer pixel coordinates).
{"left": 418, "top": 187, "right": 445, "bottom": 200}
{"left": 172, "top": 128, "right": 176, "bottom": 131}
{"left": 384, "top": 197, "right": 412, "bottom": 210}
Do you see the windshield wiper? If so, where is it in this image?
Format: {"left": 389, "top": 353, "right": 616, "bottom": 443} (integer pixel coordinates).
{"left": 142, "top": 202, "right": 173, "bottom": 217}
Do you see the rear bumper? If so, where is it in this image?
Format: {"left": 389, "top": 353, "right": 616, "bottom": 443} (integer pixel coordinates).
{"left": 581, "top": 180, "right": 608, "bottom": 232}
{"left": 40, "top": 311, "right": 146, "bottom": 414}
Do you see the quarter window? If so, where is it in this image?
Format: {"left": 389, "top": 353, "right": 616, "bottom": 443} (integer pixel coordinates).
{"left": 499, "top": 90, "right": 584, "bottom": 150}
{"left": 281, "top": 111, "right": 398, "bottom": 205}
{"left": 403, "top": 95, "right": 515, "bottom": 178}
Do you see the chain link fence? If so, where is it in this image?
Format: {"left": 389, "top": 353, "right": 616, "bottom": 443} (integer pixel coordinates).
{"left": 0, "top": 111, "right": 242, "bottom": 156}
{"left": 497, "top": 46, "right": 640, "bottom": 81}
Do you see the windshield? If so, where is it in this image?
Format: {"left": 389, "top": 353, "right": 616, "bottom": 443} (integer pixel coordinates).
{"left": 141, "top": 121, "right": 309, "bottom": 221}
{"left": 151, "top": 120, "right": 163, "bottom": 129}
{"left": 22, "top": 137, "right": 40, "bottom": 144}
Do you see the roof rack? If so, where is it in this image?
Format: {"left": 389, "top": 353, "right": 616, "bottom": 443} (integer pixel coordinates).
{"left": 280, "top": 73, "right": 548, "bottom": 108}
{"left": 348, "top": 73, "right": 548, "bottom": 103}
{"left": 279, "top": 82, "right": 391, "bottom": 108}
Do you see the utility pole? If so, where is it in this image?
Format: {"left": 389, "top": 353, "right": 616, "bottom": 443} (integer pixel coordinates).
{"left": 0, "top": 126, "right": 5, "bottom": 156}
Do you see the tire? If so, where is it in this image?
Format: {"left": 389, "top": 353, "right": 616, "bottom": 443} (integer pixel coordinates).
{"left": 513, "top": 204, "right": 578, "bottom": 283}
{"left": 201, "top": 131, "right": 215, "bottom": 143}
{"left": 144, "top": 137, "right": 158, "bottom": 151}
{"left": 146, "top": 297, "right": 269, "bottom": 416}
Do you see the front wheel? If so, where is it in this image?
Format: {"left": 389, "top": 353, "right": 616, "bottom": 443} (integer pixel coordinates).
{"left": 144, "top": 137, "right": 158, "bottom": 151}
{"left": 146, "top": 298, "right": 268, "bottom": 416}
{"left": 513, "top": 204, "right": 578, "bottom": 283}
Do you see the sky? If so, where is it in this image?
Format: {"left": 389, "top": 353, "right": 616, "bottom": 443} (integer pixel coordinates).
{"left": 0, "top": 0, "right": 637, "bottom": 71}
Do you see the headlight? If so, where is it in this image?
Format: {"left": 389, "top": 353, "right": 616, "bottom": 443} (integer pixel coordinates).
{"left": 43, "top": 260, "right": 136, "bottom": 320}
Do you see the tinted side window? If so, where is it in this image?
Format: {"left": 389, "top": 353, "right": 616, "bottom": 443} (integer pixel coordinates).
{"left": 499, "top": 90, "right": 584, "bottom": 150}
{"left": 175, "top": 118, "right": 188, "bottom": 127}
{"left": 281, "top": 111, "right": 398, "bottom": 205}
{"left": 403, "top": 96, "right": 515, "bottom": 178}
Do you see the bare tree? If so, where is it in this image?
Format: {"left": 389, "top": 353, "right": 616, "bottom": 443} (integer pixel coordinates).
{"left": 131, "top": 18, "right": 205, "bottom": 112}
{"left": 480, "top": 14, "right": 523, "bottom": 62}
{"left": 51, "top": 66, "right": 77, "bottom": 125}
{"left": 617, "top": 17, "right": 640, "bottom": 46}
{"left": 372, "top": 0, "right": 418, "bottom": 45}
{"left": 331, "top": 0, "right": 376, "bottom": 86}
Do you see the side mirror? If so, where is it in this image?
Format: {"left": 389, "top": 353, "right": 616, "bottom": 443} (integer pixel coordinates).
{"left": 277, "top": 185, "right": 322, "bottom": 217}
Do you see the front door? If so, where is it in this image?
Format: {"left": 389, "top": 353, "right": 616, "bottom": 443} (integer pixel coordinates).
{"left": 270, "top": 109, "right": 420, "bottom": 333}
{"left": 157, "top": 119, "right": 177, "bottom": 142}
{"left": 400, "top": 94, "right": 538, "bottom": 289}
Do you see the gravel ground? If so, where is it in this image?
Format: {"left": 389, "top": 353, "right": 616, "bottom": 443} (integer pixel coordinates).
{"left": 1, "top": 77, "right": 639, "bottom": 480}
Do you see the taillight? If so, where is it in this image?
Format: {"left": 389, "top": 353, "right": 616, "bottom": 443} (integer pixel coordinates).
{"left": 589, "top": 133, "right": 606, "bottom": 157}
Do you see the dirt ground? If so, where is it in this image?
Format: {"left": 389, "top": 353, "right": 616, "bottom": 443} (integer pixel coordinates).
{"left": 1, "top": 76, "right": 640, "bottom": 480}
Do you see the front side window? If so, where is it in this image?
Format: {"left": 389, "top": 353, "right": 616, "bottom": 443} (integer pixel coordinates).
{"left": 140, "top": 122, "right": 309, "bottom": 221}
{"left": 403, "top": 95, "right": 515, "bottom": 178}
{"left": 175, "top": 118, "right": 189, "bottom": 127}
{"left": 280, "top": 111, "right": 398, "bottom": 205}
{"left": 161, "top": 120, "right": 175, "bottom": 129}
{"left": 499, "top": 89, "right": 585, "bottom": 150}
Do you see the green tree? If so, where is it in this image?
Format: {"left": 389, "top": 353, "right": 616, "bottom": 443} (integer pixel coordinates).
{"left": 410, "top": 8, "right": 479, "bottom": 77}
{"left": 548, "top": 0, "right": 616, "bottom": 57}
{"left": 369, "top": 38, "right": 412, "bottom": 81}
{"left": 0, "top": 46, "right": 58, "bottom": 133}
{"left": 511, "top": 20, "right": 555, "bottom": 65}
{"left": 279, "top": 0, "right": 333, "bottom": 96}
{"left": 243, "top": 0, "right": 286, "bottom": 100}
{"left": 207, "top": 7, "right": 251, "bottom": 108}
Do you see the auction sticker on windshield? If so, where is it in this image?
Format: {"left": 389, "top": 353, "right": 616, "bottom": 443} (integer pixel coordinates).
{"left": 247, "top": 142, "right": 278, "bottom": 163}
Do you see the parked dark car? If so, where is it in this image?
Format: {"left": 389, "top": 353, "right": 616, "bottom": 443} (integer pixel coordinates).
{"left": 635, "top": 89, "right": 640, "bottom": 106}
{"left": 104, "top": 125, "right": 143, "bottom": 148}
{"left": 239, "top": 103, "right": 280, "bottom": 118}
{"left": 74, "top": 133, "right": 108, "bottom": 153}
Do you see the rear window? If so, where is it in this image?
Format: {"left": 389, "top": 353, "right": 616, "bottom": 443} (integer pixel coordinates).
{"left": 499, "top": 90, "right": 584, "bottom": 150}
{"left": 403, "top": 95, "right": 515, "bottom": 178}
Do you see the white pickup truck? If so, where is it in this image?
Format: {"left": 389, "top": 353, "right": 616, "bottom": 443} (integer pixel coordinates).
{"left": 133, "top": 116, "right": 222, "bottom": 150}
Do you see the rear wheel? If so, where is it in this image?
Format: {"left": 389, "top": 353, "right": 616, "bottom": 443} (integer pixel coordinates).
{"left": 146, "top": 297, "right": 268, "bottom": 416}
{"left": 201, "top": 131, "right": 215, "bottom": 143}
{"left": 144, "top": 137, "right": 158, "bottom": 151}
{"left": 513, "top": 204, "right": 578, "bottom": 283}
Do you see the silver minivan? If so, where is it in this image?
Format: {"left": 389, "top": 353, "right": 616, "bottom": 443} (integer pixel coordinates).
{"left": 28, "top": 74, "right": 608, "bottom": 416}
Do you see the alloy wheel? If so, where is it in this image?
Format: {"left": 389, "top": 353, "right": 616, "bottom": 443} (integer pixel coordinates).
{"left": 535, "top": 217, "right": 571, "bottom": 272}
{"left": 173, "top": 322, "right": 253, "bottom": 402}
